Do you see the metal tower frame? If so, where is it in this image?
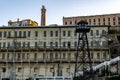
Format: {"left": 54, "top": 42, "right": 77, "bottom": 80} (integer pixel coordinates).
{"left": 74, "top": 21, "right": 93, "bottom": 80}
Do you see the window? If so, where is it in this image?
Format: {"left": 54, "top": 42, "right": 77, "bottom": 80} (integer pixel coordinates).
{"left": 102, "top": 41, "right": 107, "bottom": 47}
{"left": 27, "top": 42, "right": 30, "bottom": 48}
{"left": 19, "top": 31, "right": 22, "bottom": 37}
{"left": 55, "top": 31, "right": 58, "bottom": 37}
{"left": 22, "top": 53, "right": 25, "bottom": 59}
{"left": 23, "top": 31, "right": 26, "bottom": 37}
{"left": 118, "top": 17, "right": 120, "bottom": 21}
{"left": 97, "top": 53, "right": 100, "bottom": 59}
{"left": 63, "top": 42, "right": 66, "bottom": 48}
{"left": 35, "top": 31, "right": 38, "bottom": 37}
{"left": 68, "top": 41, "right": 71, "bottom": 48}
{"left": 27, "top": 53, "right": 29, "bottom": 59}
{"left": 74, "top": 41, "right": 77, "bottom": 48}
{"left": 50, "top": 42, "right": 53, "bottom": 48}
{"left": 91, "top": 41, "right": 94, "bottom": 47}
{"left": 0, "top": 32, "right": 2, "bottom": 37}
{"left": 43, "top": 31, "right": 46, "bottom": 37}
{"left": 15, "top": 31, "right": 17, "bottom": 37}
{"left": 28, "top": 31, "right": 31, "bottom": 37}
{"left": 35, "top": 42, "right": 38, "bottom": 48}
{"left": 70, "top": 21, "right": 72, "bottom": 24}
{"left": 18, "top": 42, "right": 21, "bottom": 48}
{"left": 4, "top": 31, "right": 6, "bottom": 37}
{"left": 63, "top": 31, "right": 66, "bottom": 36}
{"left": 91, "top": 53, "right": 93, "bottom": 59}
{"left": 2, "top": 68, "right": 6, "bottom": 72}
{"left": 103, "top": 53, "right": 107, "bottom": 59}
{"left": 34, "top": 53, "right": 37, "bottom": 61}
{"left": 103, "top": 22, "right": 105, "bottom": 25}
{"left": 65, "top": 22, "right": 67, "bottom": 25}
{"left": 68, "top": 31, "right": 71, "bottom": 37}
{"left": 66, "top": 68, "right": 70, "bottom": 73}
{"left": 74, "top": 53, "right": 76, "bottom": 59}
{"left": 2, "top": 53, "right": 5, "bottom": 59}
{"left": 7, "top": 53, "right": 10, "bottom": 60}
{"left": 89, "top": 19, "right": 91, "bottom": 22}
{"left": 89, "top": 19, "right": 91, "bottom": 25}
{"left": 98, "top": 18, "right": 100, "bottom": 22}
{"left": 55, "top": 53, "right": 58, "bottom": 59}
{"left": 23, "top": 42, "right": 25, "bottom": 48}
{"left": 96, "top": 41, "right": 99, "bottom": 48}
{"left": 113, "top": 17, "right": 115, "bottom": 21}
{"left": 43, "top": 42, "right": 46, "bottom": 48}
{"left": 103, "top": 18, "right": 105, "bottom": 22}
{"left": 55, "top": 42, "right": 58, "bottom": 48}
{"left": 108, "top": 22, "right": 110, "bottom": 25}
{"left": 50, "top": 31, "right": 53, "bottom": 37}
{"left": 63, "top": 53, "right": 66, "bottom": 59}
{"left": 0, "top": 42, "right": 1, "bottom": 48}
{"left": 50, "top": 67, "right": 54, "bottom": 72}
{"left": 96, "top": 30, "right": 99, "bottom": 36}
{"left": 50, "top": 53, "right": 53, "bottom": 60}
{"left": 75, "top": 20, "right": 77, "bottom": 24}
{"left": 7, "top": 42, "right": 10, "bottom": 48}
{"left": 108, "top": 18, "right": 110, "bottom": 21}
{"left": 93, "top": 19, "right": 96, "bottom": 22}
{"left": 74, "top": 31, "right": 77, "bottom": 36}
{"left": 68, "top": 53, "right": 71, "bottom": 60}
{"left": 118, "top": 21, "right": 120, "bottom": 25}
{"left": 113, "top": 22, "right": 115, "bottom": 25}
{"left": 8, "top": 31, "right": 11, "bottom": 37}
{"left": 102, "top": 30, "right": 106, "bottom": 35}
{"left": 91, "top": 30, "right": 93, "bottom": 36}
{"left": 43, "top": 53, "right": 46, "bottom": 60}
{"left": 18, "top": 53, "right": 21, "bottom": 60}
{"left": 34, "top": 67, "right": 38, "bottom": 72}
{"left": 3, "top": 42, "right": 6, "bottom": 48}
{"left": 18, "top": 67, "right": 22, "bottom": 72}
{"left": 98, "top": 23, "right": 100, "bottom": 25}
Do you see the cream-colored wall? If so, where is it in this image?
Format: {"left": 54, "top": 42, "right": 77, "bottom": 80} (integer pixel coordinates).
{"left": 0, "top": 26, "right": 108, "bottom": 48}
{"left": 63, "top": 14, "right": 120, "bottom": 27}
{"left": 0, "top": 26, "right": 110, "bottom": 79}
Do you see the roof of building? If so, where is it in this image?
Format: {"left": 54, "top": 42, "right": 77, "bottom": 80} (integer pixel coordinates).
{"left": 0, "top": 25, "right": 110, "bottom": 29}
{"left": 63, "top": 13, "right": 120, "bottom": 19}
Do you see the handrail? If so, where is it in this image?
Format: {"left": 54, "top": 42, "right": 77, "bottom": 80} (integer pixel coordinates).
{"left": 75, "top": 56, "right": 120, "bottom": 76}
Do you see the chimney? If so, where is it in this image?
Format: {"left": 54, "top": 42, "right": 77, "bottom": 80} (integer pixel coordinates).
{"left": 41, "top": 5, "right": 46, "bottom": 26}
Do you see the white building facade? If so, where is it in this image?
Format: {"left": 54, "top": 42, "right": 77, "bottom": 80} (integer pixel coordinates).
{"left": 0, "top": 25, "right": 109, "bottom": 80}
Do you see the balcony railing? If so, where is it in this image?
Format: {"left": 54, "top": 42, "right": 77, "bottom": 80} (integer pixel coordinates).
{"left": 0, "top": 58, "right": 110, "bottom": 63}
{"left": 0, "top": 45, "right": 109, "bottom": 50}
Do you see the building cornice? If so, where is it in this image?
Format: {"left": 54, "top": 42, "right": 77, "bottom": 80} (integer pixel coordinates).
{"left": 0, "top": 25, "right": 110, "bottom": 29}
{"left": 63, "top": 13, "right": 120, "bottom": 19}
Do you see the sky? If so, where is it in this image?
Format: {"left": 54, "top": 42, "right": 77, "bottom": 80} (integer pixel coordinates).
{"left": 0, "top": 0, "right": 120, "bottom": 26}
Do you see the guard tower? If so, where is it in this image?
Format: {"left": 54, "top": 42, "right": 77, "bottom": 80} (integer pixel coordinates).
{"left": 74, "top": 21, "right": 93, "bottom": 80}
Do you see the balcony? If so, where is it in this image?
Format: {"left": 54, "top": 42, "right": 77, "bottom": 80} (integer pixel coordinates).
{"left": 0, "top": 44, "right": 110, "bottom": 51}
{"left": 0, "top": 46, "right": 76, "bottom": 51}
{"left": 0, "top": 57, "right": 110, "bottom": 63}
